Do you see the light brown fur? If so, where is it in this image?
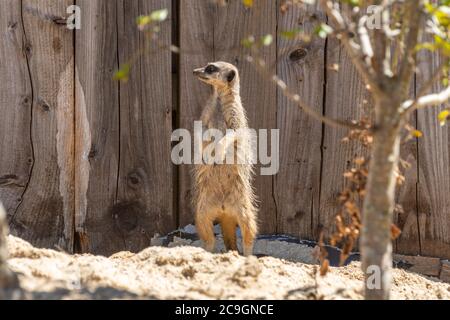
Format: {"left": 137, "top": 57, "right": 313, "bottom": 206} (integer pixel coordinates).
{"left": 192, "top": 62, "right": 258, "bottom": 256}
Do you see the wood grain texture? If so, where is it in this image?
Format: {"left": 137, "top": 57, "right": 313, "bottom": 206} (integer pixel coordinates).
{"left": 76, "top": 0, "right": 120, "bottom": 255}
{"left": 394, "top": 92, "right": 420, "bottom": 256}
{"left": 178, "top": 0, "right": 215, "bottom": 227}
{"left": 6, "top": 0, "right": 75, "bottom": 251}
{"left": 76, "top": 0, "right": 174, "bottom": 255}
{"left": 0, "top": 1, "right": 33, "bottom": 216}
{"left": 393, "top": 254, "right": 441, "bottom": 277}
{"left": 116, "top": 0, "right": 174, "bottom": 252}
{"left": 275, "top": 3, "right": 325, "bottom": 239}
{"left": 319, "top": 37, "right": 371, "bottom": 240}
{"left": 440, "top": 260, "right": 450, "bottom": 283}
{"left": 417, "top": 48, "right": 450, "bottom": 259}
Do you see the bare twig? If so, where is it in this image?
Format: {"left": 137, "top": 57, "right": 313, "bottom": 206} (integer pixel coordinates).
{"left": 247, "top": 52, "right": 368, "bottom": 130}
{"left": 401, "top": 57, "right": 450, "bottom": 113}
{"left": 397, "top": 1, "right": 423, "bottom": 94}
{"left": 319, "top": 0, "right": 383, "bottom": 96}
{"left": 403, "top": 86, "right": 450, "bottom": 110}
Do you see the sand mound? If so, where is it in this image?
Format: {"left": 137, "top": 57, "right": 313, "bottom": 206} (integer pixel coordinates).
{"left": 2, "top": 235, "right": 449, "bottom": 300}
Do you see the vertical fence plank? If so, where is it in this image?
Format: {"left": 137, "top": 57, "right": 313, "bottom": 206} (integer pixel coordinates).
{"left": 76, "top": 0, "right": 120, "bottom": 255}
{"left": 320, "top": 37, "right": 419, "bottom": 252}
{"left": 77, "top": 0, "right": 174, "bottom": 255}
{"left": 417, "top": 49, "right": 450, "bottom": 259}
{"left": 276, "top": 3, "right": 325, "bottom": 239}
{"left": 4, "top": 0, "right": 75, "bottom": 251}
{"left": 115, "top": 0, "right": 174, "bottom": 252}
{"left": 178, "top": 0, "right": 215, "bottom": 227}
{"left": 215, "top": 0, "right": 277, "bottom": 234}
{"left": 0, "top": 2, "right": 33, "bottom": 218}
{"left": 319, "top": 39, "right": 370, "bottom": 240}
{"left": 395, "top": 87, "right": 420, "bottom": 255}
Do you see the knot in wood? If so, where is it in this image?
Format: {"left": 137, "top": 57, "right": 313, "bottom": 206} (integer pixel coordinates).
{"left": 289, "top": 48, "right": 308, "bottom": 62}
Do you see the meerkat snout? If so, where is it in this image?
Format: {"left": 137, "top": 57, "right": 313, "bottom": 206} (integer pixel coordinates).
{"left": 193, "top": 61, "right": 238, "bottom": 88}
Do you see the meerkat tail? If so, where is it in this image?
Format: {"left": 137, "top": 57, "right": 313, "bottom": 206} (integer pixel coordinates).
{"left": 220, "top": 215, "right": 238, "bottom": 251}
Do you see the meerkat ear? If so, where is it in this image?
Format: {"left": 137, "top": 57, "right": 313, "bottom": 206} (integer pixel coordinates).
{"left": 226, "top": 70, "right": 236, "bottom": 83}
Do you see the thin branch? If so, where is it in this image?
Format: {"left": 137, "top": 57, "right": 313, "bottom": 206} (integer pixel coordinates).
{"left": 397, "top": 0, "right": 422, "bottom": 93}
{"left": 247, "top": 52, "right": 368, "bottom": 131}
{"left": 358, "top": 15, "right": 374, "bottom": 61}
{"left": 401, "top": 57, "right": 449, "bottom": 113}
{"left": 403, "top": 86, "right": 450, "bottom": 111}
{"left": 319, "top": 0, "right": 383, "bottom": 96}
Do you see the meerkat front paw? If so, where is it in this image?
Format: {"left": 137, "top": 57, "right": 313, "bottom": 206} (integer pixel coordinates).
{"left": 214, "top": 142, "right": 227, "bottom": 164}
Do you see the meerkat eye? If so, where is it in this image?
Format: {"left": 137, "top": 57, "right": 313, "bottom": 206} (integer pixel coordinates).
{"left": 205, "top": 65, "right": 219, "bottom": 74}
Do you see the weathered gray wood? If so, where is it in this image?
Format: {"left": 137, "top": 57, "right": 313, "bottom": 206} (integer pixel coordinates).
{"left": 116, "top": 0, "right": 174, "bottom": 251}
{"left": 215, "top": 0, "right": 277, "bottom": 234}
{"left": 5, "top": 0, "right": 75, "bottom": 251}
{"left": 319, "top": 37, "right": 370, "bottom": 241}
{"left": 394, "top": 93, "right": 420, "bottom": 256}
{"left": 75, "top": 0, "right": 120, "bottom": 255}
{"left": 440, "top": 260, "right": 450, "bottom": 283}
{"left": 0, "top": 1, "right": 33, "bottom": 217}
{"left": 179, "top": 0, "right": 215, "bottom": 227}
{"left": 76, "top": 0, "right": 174, "bottom": 255}
{"left": 319, "top": 27, "right": 419, "bottom": 254}
{"left": 417, "top": 48, "right": 450, "bottom": 260}
{"left": 393, "top": 254, "right": 441, "bottom": 277}
{"left": 276, "top": 3, "right": 325, "bottom": 239}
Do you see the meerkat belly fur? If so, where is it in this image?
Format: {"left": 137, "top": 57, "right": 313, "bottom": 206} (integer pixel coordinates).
{"left": 192, "top": 61, "right": 258, "bottom": 256}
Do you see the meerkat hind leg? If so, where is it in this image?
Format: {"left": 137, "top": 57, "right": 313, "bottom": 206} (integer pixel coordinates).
{"left": 196, "top": 213, "right": 216, "bottom": 253}
{"left": 238, "top": 217, "right": 257, "bottom": 257}
{"left": 220, "top": 215, "right": 238, "bottom": 252}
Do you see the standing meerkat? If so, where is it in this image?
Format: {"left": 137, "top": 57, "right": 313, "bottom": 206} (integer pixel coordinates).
{"left": 192, "top": 61, "right": 258, "bottom": 256}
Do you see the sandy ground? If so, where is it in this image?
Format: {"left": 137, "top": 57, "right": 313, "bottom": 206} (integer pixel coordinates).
{"left": 2, "top": 235, "right": 450, "bottom": 300}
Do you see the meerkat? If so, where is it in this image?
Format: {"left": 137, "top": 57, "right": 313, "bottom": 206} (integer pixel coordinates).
{"left": 192, "top": 61, "right": 258, "bottom": 256}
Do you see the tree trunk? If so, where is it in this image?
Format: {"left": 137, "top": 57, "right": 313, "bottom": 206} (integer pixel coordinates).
{"left": 0, "top": 203, "right": 17, "bottom": 290}
{"left": 361, "top": 101, "right": 401, "bottom": 300}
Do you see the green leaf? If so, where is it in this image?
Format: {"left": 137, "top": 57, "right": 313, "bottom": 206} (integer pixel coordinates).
{"left": 412, "top": 130, "right": 423, "bottom": 138}
{"left": 434, "top": 7, "right": 450, "bottom": 27}
{"left": 242, "top": 0, "right": 254, "bottom": 8}
{"left": 438, "top": 109, "right": 450, "bottom": 126}
{"left": 136, "top": 15, "right": 152, "bottom": 27}
{"left": 434, "top": 35, "right": 450, "bottom": 56}
{"left": 280, "top": 28, "right": 302, "bottom": 40}
{"left": 113, "top": 64, "right": 131, "bottom": 82}
{"left": 241, "top": 36, "right": 255, "bottom": 48}
{"left": 424, "top": 2, "right": 435, "bottom": 14}
{"left": 415, "top": 42, "right": 438, "bottom": 52}
{"left": 150, "top": 8, "right": 169, "bottom": 22}
{"left": 261, "top": 34, "right": 273, "bottom": 46}
{"left": 314, "top": 23, "right": 333, "bottom": 39}
{"left": 343, "top": 0, "right": 360, "bottom": 7}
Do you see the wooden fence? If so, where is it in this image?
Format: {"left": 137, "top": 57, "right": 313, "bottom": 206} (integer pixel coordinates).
{"left": 0, "top": 0, "right": 449, "bottom": 258}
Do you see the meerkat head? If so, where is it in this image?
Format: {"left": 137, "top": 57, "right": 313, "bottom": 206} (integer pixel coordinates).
{"left": 193, "top": 61, "right": 239, "bottom": 89}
